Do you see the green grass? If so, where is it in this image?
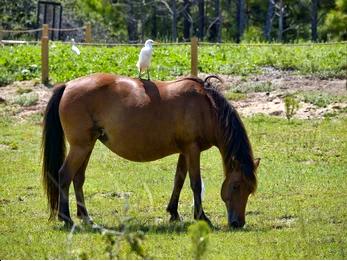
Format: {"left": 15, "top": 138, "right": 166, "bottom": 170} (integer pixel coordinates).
{"left": 230, "top": 81, "right": 275, "bottom": 93}
{"left": 299, "top": 91, "right": 347, "bottom": 108}
{"left": 0, "top": 112, "right": 346, "bottom": 259}
{"left": 0, "top": 42, "right": 346, "bottom": 86}
{"left": 11, "top": 92, "right": 38, "bottom": 107}
{"left": 224, "top": 91, "right": 247, "bottom": 101}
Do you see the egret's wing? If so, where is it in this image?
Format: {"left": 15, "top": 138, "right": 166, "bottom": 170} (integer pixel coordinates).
{"left": 201, "top": 177, "right": 205, "bottom": 201}
{"left": 72, "top": 45, "right": 80, "bottom": 55}
{"left": 138, "top": 47, "right": 152, "bottom": 67}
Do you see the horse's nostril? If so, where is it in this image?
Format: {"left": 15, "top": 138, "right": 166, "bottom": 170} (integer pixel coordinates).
{"left": 230, "top": 221, "right": 239, "bottom": 228}
{"left": 229, "top": 220, "right": 245, "bottom": 228}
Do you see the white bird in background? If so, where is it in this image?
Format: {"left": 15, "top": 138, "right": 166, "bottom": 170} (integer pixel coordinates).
{"left": 71, "top": 38, "right": 80, "bottom": 55}
{"left": 201, "top": 177, "right": 206, "bottom": 201}
{"left": 191, "top": 177, "right": 206, "bottom": 210}
{"left": 136, "top": 39, "right": 154, "bottom": 80}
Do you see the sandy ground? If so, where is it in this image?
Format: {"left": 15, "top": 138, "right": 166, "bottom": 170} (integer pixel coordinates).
{"left": 0, "top": 71, "right": 346, "bottom": 120}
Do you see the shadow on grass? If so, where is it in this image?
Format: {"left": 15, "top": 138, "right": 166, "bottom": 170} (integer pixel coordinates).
{"left": 55, "top": 220, "right": 199, "bottom": 235}
{"left": 53, "top": 218, "right": 273, "bottom": 235}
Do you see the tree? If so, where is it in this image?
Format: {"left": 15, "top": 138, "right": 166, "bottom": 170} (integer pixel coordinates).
{"left": 311, "top": 0, "right": 319, "bottom": 41}
{"left": 277, "top": 0, "right": 286, "bottom": 42}
{"left": 236, "top": 0, "right": 246, "bottom": 43}
{"left": 172, "top": 0, "right": 177, "bottom": 41}
{"left": 264, "top": 0, "right": 275, "bottom": 41}
{"left": 198, "top": 0, "right": 205, "bottom": 40}
{"left": 183, "top": 0, "right": 192, "bottom": 40}
{"left": 322, "top": 0, "right": 347, "bottom": 40}
{"left": 208, "top": 0, "right": 221, "bottom": 42}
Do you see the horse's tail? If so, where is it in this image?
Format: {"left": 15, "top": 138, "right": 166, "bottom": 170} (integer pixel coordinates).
{"left": 41, "top": 83, "right": 66, "bottom": 220}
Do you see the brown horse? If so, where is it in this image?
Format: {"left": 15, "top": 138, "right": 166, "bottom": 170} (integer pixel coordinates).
{"left": 42, "top": 73, "right": 260, "bottom": 228}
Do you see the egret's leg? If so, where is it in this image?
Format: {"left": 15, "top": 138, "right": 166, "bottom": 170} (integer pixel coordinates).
{"left": 147, "top": 69, "right": 150, "bottom": 81}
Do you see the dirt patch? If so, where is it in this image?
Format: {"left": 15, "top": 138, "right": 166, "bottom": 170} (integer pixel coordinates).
{"left": 0, "top": 71, "right": 346, "bottom": 120}
{"left": 0, "top": 80, "right": 51, "bottom": 119}
{"left": 200, "top": 69, "right": 347, "bottom": 119}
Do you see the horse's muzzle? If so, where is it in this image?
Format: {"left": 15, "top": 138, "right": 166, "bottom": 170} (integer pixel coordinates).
{"left": 228, "top": 210, "right": 245, "bottom": 229}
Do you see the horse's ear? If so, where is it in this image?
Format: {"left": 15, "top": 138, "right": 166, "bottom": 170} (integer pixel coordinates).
{"left": 254, "top": 158, "right": 261, "bottom": 169}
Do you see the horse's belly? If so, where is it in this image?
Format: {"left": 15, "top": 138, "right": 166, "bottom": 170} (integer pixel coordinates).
{"left": 103, "top": 132, "right": 179, "bottom": 162}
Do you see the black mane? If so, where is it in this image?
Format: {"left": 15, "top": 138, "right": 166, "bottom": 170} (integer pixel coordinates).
{"left": 202, "top": 76, "right": 257, "bottom": 192}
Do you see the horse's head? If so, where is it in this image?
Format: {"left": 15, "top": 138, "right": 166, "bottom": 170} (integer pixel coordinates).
{"left": 221, "top": 158, "right": 260, "bottom": 228}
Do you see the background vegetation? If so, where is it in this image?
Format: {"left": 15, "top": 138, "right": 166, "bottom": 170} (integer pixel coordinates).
{"left": 0, "top": 42, "right": 346, "bottom": 86}
{"left": 1, "top": 0, "right": 346, "bottom": 43}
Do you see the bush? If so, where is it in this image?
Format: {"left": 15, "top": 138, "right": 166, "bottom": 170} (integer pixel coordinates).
{"left": 241, "top": 26, "right": 265, "bottom": 43}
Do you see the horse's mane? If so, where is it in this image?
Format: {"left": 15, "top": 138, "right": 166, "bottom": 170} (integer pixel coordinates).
{"left": 182, "top": 75, "right": 257, "bottom": 192}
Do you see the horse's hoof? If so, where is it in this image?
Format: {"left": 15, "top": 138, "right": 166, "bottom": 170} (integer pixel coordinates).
{"left": 195, "top": 215, "right": 213, "bottom": 228}
{"left": 170, "top": 211, "right": 182, "bottom": 222}
{"left": 63, "top": 220, "right": 75, "bottom": 230}
{"left": 169, "top": 214, "right": 182, "bottom": 222}
{"left": 81, "top": 216, "right": 94, "bottom": 226}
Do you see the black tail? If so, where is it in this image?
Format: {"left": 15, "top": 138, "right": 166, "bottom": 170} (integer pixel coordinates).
{"left": 41, "top": 84, "right": 66, "bottom": 220}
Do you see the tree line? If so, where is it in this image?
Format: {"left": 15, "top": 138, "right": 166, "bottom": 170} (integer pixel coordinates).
{"left": 1, "top": 0, "right": 346, "bottom": 43}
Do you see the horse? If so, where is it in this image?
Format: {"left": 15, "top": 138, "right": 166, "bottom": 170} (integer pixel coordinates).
{"left": 41, "top": 73, "right": 260, "bottom": 229}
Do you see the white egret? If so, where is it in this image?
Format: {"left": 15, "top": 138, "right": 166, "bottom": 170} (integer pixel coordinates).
{"left": 136, "top": 39, "right": 154, "bottom": 80}
{"left": 71, "top": 38, "right": 80, "bottom": 55}
{"left": 201, "top": 177, "right": 205, "bottom": 201}
{"left": 191, "top": 177, "right": 206, "bottom": 211}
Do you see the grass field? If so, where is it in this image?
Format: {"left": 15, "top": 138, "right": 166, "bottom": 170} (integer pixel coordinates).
{"left": 0, "top": 112, "right": 346, "bottom": 259}
{"left": 0, "top": 42, "right": 346, "bottom": 86}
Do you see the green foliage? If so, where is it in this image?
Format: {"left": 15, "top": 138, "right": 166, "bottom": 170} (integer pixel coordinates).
{"left": 231, "top": 81, "right": 274, "bottom": 93}
{"left": 224, "top": 91, "right": 247, "bottom": 101}
{"left": 0, "top": 0, "right": 37, "bottom": 40}
{"left": 300, "top": 91, "right": 346, "bottom": 108}
{"left": 241, "top": 26, "right": 265, "bottom": 43}
{"left": 188, "top": 221, "right": 211, "bottom": 260}
{"left": 0, "top": 43, "right": 346, "bottom": 86}
{"left": 12, "top": 92, "right": 38, "bottom": 107}
{"left": 16, "top": 87, "right": 32, "bottom": 95}
{"left": 284, "top": 95, "right": 299, "bottom": 121}
{"left": 322, "top": 0, "right": 347, "bottom": 41}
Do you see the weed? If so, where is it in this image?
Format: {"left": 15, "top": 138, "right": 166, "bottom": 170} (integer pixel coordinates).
{"left": 300, "top": 92, "right": 346, "bottom": 108}
{"left": 188, "top": 221, "right": 211, "bottom": 260}
{"left": 12, "top": 92, "right": 38, "bottom": 107}
{"left": 16, "top": 87, "right": 33, "bottom": 95}
{"left": 284, "top": 95, "right": 299, "bottom": 121}
{"left": 231, "top": 81, "right": 274, "bottom": 93}
{"left": 224, "top": 91, "right": 247, "bottom": 101}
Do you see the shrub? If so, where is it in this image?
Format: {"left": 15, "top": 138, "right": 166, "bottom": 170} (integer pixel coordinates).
{"left": 284, "top": 95, "right": 299, "bottom": 121}
{"left": 188, "top": 221, "right": 211, "bottom": 260}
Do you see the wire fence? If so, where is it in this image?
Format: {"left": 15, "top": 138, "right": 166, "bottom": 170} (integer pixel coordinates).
{"left": 1, "top": 25, "right": 346, "bottom": 46}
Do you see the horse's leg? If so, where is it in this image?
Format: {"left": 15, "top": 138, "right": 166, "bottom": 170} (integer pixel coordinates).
{"left": 186, "top": 144, "right": 212, "bottom": 226}
{"left": 167, "top": 154, "right": 188, "bottom": 221}
{"left": 58, "top": 145, "right": 91, "bottom": 227}
{"left": 73, "top": 150, "right": 93, "bottom": 224}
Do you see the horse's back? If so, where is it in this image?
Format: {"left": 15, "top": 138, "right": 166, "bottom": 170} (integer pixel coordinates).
{"left": 59, "top": 73, "right": 216, "bottom": 161}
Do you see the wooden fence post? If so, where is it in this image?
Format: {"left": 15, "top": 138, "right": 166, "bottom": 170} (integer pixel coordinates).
{"left": 191, "top": 37, "right": 198, "bottom": 77}
{"left": 85, "top": 22, "right": 92, "bottom": 43}
{"left": 41, "top": 24, "right": 49, "bottom": 84}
